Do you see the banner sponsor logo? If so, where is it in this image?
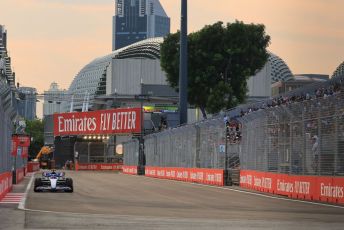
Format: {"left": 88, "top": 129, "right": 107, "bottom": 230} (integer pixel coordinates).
{"left": 240, "top": 170, "right": 344, "bottom": 205}
{"left": 78, "top": 163, "right": 123, "bottom": 171}
{"left": 12, "top": 135, "right": 31, "bottom": 157}
{"left": 122, "top": 166, "right": 138, "bottom": 175}
{"left": 144, "top": 167, "right": 224, "bottom": 186}
{"left": 53, "top": 108, "right": 141, "bottom": 136}
{"left": 27, "top": 162, "right": 40, "bottom": 172}
{"left": 295, "top": 181, "right": 310, "bottom": 195}
{"left": 277, "top": 179, "right": 294, "bottom": 193}
{"left": 320, "top": 183, "right": 344, "bottom": 198}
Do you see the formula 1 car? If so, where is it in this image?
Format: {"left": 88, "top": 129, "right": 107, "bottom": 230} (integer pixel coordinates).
{"left": 34, "top": 170, "right": 73, "bottom": 192}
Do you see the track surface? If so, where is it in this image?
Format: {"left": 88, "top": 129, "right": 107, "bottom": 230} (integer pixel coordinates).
{"left": 2, "top": 171, "right": 344, "bottom": 229}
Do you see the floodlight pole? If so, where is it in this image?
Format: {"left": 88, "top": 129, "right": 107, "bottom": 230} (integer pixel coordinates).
{"left": 179, "top": 0, "right": 188, "bottom": 125}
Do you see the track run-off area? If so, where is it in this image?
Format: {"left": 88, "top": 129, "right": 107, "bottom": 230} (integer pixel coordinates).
{"left": 1, "top": 171, "right": 344, "bottom": 230}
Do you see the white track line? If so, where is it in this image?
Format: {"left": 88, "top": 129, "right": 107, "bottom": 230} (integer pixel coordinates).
{"left": 18, "top": 173, "right": 35, "bottom": 210}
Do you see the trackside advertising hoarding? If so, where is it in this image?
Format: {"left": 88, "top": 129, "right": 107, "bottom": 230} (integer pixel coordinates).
{"left": 0, "top": 172, "right": 12, "bottom": 201}
{"left": 53, "top": 108, "right": 141, "bottom": 136}
{"left": 77, "top": 163, "right": 122, "bottom": 171}
{"left": 122, "top": 166, "right": 138, "bottom": 175}
{"left": 145, "top": 166, "right": 224, "bottom": 186}
{"left": 15, "top": 167, "right": 25, "bottom": 184}
{"left": 240, "top": 170, "right": 344, "bottom": 205}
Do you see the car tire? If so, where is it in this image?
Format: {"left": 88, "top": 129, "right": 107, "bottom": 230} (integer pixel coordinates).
{"left": 34, "top": 178, "right": 42, "bottom": 192}
{"left": 65, "top": 178, "right": 73, "bottom": 193}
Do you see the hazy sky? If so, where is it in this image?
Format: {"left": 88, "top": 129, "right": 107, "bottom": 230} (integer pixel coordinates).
{"left": 2, "top": 0, "right": 344, "bottom": 94}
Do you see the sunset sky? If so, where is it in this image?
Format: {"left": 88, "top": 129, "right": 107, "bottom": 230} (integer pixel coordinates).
{"left": 1, "top": 0, "right": 344, "bottom": 94}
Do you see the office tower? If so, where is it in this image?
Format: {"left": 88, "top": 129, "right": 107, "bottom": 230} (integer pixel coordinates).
{"left": 112, "top": 0, "right": 170, "bottom": 50}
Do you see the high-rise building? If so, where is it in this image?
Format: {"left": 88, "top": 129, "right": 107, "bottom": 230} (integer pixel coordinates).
{"left": 0, "top": 25, "right": 7, "bottom": 54}
{"left": 17, "top": 87, "right": 37, "bottom": 120}
{"left": 112, "top": 0, "right": 170, "bottom": 51}
{"left": 43, "top": 82, "right": 66, "bottom": 117}
{"left": 0, "top": 25, "right": 16, "bottom": 90}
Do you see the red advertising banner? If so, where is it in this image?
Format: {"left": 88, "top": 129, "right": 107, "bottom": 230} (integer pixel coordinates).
{"left": 27, "top": 162, "right": 40, "bottom": 172}
{"left": 240, "top": 170, "right": 344, "bottom": 205}
{"left": 11, "top": 136, "right": 18, "bottom": 156}
{"left": 16, "top": 135, "right": 31, "bottom": 147}
{"left": 145, "top": 167, "right": 224, "bottom": 186}
{"left": 122, "top": 165, "right": 138, "bottom": 175}
{"left": 77, "top": 163, "right": 123, "bottom": 171}
{"left": 11, "top": 134, "right": 31, "bottom": 157}
{"left": 21, "top": 147, "right": 28, "bottom": 158}
{"left": 15, "top": 168, "right": 25, "bottom": 184}
{"left": 53, "top": 108, "right": 142, "bottom": 136}
{"left": 0, "top": 172, "right": 12, "bottom": 201}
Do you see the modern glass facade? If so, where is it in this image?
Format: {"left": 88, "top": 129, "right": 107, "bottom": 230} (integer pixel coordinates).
{"left": 112, "top": 0, "right": 170, "bottom": 51}
{"left": 17, "top": 87, "right": 37, "bottom": 120}
{"left": 0, "top": 25, "right": 7, "bottom": 54}
{"left": 247, "top": 52, "right": 294, "bottom": 99}
{"left": 43, "top": 82, "right": 66, "bottom": 117}
{"left": 66, "top": 37, "right": 163, "bottom": 111}
{"left": 332, "top": 61, "right": 344, "bottom": 78}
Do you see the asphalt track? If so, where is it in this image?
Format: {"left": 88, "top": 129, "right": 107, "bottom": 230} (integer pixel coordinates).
{"left": 2, "top": 171, "right": 344, "bottom": 229}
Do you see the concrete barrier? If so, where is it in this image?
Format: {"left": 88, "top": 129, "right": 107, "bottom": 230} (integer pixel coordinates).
{"left": 27, "top": 162, "right": 40, "bottom": 172}
{"left": 122, "top": 166, "right": 138, "bottom": 175}
{"left": 240, "top": 170, "right": 344, "bottom": 205}
{"left": 0, "top": 172, "right": 12, "bottom": 201}
{"left": 15, "top": 167, "right": 25, "bottom": 184}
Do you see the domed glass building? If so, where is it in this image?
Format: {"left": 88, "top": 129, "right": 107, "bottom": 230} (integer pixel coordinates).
{"left": 332, "top": 61, "right": 344, "bottom": 78}
{"left": 65, "top": 38, "right": 163, "bottom": 111}
{"left": 247, "top": 52, "right": 293, "bottom": 98}
{"left": 267, "top": 52, "right": 293, "bottom": 83}
{"left": 65, "top": 37, "right": 293, "bottom": 110}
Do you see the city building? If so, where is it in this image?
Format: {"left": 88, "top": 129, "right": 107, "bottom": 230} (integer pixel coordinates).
{"left": 67, "top": 37, "right": 296, "bottom": 116}
{"left": 332, "top": 61, "right": 344, "bottom": 78}
{"left": 0, "top": 25, "right": 15, "bottom": 90}
{"left": 0, "top": 25, "right": 7, "bottom": 54}
{"left": 43, "top": 82, "right": 66, "bottom": 117}
{"left": 17, "top": 86, "right": 37, "bottom": 120}
{"left": 247, "top": 52, "right": 294, "bottom": 100}
{"left": 66, "top": 37, "right": 169, "bottom": 112}
{"left": 271, "top": 74, "right": 329, "bottom": 96}
{"left": 0, "top": 25, "right": 17, "bottom": 122}
{"left": 112, "top": 0, "right": 170, "bottom": 50}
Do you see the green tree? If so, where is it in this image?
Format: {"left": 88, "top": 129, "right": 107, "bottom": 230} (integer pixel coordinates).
{"left": 25, "top": 119, "right": 44, "bottom": 159}
{"left": 160, "top": 21, "right": 270, "bottom": 118}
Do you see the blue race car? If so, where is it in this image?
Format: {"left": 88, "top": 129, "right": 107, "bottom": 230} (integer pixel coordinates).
{"left": 34, "top": 170, "right": 73, "bottom": 192}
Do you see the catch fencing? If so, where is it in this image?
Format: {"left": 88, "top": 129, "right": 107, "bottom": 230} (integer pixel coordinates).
{"left": 123, "top": 75, "right": 344, "bottom": 178}
{"left": 74, "top": 142, "right": 122, "bottom": 164}
{"left": 143, "top": 119, "right": 227, "bottom": 169}
{"left": 124, "top": 118, "right": 235, "bottom": 171}
{"left": 0, "top": 72, "right": 17, "bottom": 175}
{"left": 238, "top": 91, "right": 344, "bottom": 176}
{"left": 123, "top": 139, "right": 139, "bottom": 166}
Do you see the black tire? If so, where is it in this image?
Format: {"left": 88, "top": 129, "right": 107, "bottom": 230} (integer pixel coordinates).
{"left": 65, "top": 178, "right": 73, "bottom": 193}
{"left": 34, "top": 178, "right": 42, "bottom": 192}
